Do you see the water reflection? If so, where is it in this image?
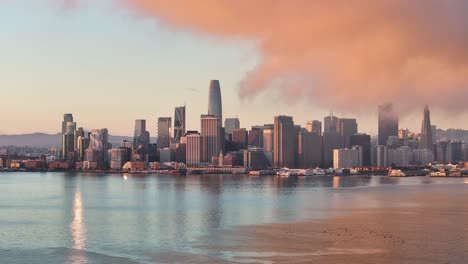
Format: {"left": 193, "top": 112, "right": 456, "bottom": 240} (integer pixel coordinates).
{"left": 69, "top": 185, "right": 86, "bottom": 263}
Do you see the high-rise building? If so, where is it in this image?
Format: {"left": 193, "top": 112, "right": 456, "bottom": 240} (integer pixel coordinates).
{"left": 248, "top": 128, "right": 261, "bottom": 148}
{"left": 62, "top": 113, "right": 74, "bottom": 134}
{"left": 398, "top": 129, "right": 409, "bottom": 139}
{"left": 224, "top": 118, "right": 240, "bottom": 140}
{"left": 174, "top": 106, "right": 186, "bottom": 143}
{"left": 349, "top": 134, "right": 371, "bottom": 166}
{"left": 232, "top": 128, "right": 248, "bottom": 149}
{"left": 298, "top": 130, "right": 322, "bottom": 168}
{"left": 201, "top": 115, "right": 222, "bottom": 162}
{"left": 324, "top": 113, "right": 339, "bottom": 133}
{"left": 61, "top": 114, "right": 74, "bottom": 160}
{"left": 76, "top": 135, "right": 90, "bottom": 162}
{"left": 322, "top": 132, "right": 345, "bottom": 168}
{"left": 420, "top": 105, "right": 433, "bottom": 152}
{"left": 62, "top": 121, "right": 76, "bottom": 161}
{"left": 89, "top": 128, "right": 109, "bottom": 167}
{"left": 333, "top": 146, "right": 362, "bottom": 169}
{"left": 431, "top": 125, "right": 437, "bottom": 144}
{"left": 157, "top": 117, "right": 172, "bottom": 149}
{"left": 338, "top": 118, "right": 358, "bottom": 148}
{"left": 378, "top": 103, "right": 398, "bottom": 146}
{"left": 273, "top": 115, "right": 296, "bottom": 168}
{"left": 74, "top": 127, "right": 84, "bottom": 151}
{"left": 133, "top": 119, "right": 150, "bottom": 150}
{"left": 185, "top": 131, "right": 203, "bottom": 166}
{"left": 208, "top": 80, "right": 222, "bottom": 121}
{"left": 306, "top": 120, "right": 322, "bottom": 135}
{"left": 263, "top": 128, "right": 274, "bottom": 152}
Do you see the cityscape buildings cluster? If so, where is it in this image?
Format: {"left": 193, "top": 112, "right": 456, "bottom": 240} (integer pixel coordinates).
{"left": 53, "top": 80, "right": 467, "bottom": 172}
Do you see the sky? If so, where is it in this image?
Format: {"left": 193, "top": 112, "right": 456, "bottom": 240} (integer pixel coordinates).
{"left": 1, "top": 0, "right": 467, "bottom": 136}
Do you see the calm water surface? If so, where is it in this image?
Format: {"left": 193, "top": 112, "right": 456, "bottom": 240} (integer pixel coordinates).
{"left": 0, "top": 172, "right": 467, "bottom": 263}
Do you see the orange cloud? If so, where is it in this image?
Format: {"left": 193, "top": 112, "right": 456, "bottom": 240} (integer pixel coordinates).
{"left": 125, "top": 1, "right": 468, "bottom": 111}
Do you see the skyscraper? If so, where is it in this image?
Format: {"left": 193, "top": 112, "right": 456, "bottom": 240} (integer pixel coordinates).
{"left": 378, "top": 103, "right": 398, "bottom": 146}
{"left": 186, "top": 131, "right": 203, "bottom": 166}
{"left": 338, "top": 118, "right": 358, "bottom": 148}
{"left": 306, "top": 120, "right": 322, "bottom": 135}
{"left": 134, "top": 119, "right": 150, "bottom": 150}
{"left": 89, "top": 128, "right": 109, "bottom": 167}
{"left": 208, "top": 80, "right": 222, "bottom": 121}
{"left": 201, "top": 115, "right": 222, "bottom": 162}
{"left": 157, "top": 117, "right": 172, "bottom": 149}
{"left": 420, "top": 105, "right": 433, "bottom": 151}
{"left": 273, "top": 115, "right": 296, "bottom": 168}
{"left": 62, "top": 113, "right": 73, "bottom": 134}
{"left": 350, "top": 134, "right": 371, "bottom": 166}
{"left": 61, "top": 114, "right": 76, "bottom": 161}
{"left": 322, "top": 132, "right": 345, "bottom": 168}
{"left": 298, "top": 130, "right": 322, "bottom": 168}
{"left": 174, "top": 106, "right": 186, "bottom": 143}
{"left": 324, "top": 113, "right": 339, "bottom": 133}
{"left": 224, "top": 118, "right": 240, "bottom": 139}
{"left": 232, "top": 128, "right": 248, "bottom": 149}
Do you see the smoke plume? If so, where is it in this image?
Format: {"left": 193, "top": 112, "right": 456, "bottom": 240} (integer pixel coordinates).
{"left": 122, "top": 0, "right": 468, "bottom": 111}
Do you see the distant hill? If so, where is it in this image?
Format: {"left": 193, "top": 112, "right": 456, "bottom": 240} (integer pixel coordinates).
{"left": 437, "top": 129, "right": 468, "bottom": 142}
{"left": 0, "top": 133, "right": 157, "bottom": 147}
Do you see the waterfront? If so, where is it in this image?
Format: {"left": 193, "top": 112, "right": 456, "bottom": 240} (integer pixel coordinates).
{"left": 1, "top": 172, "right": 468, "bottom": 263}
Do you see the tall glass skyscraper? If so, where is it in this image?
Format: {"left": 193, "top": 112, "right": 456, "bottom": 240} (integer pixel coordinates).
{"left": 208, "top": 80, "right": 222, "bottom": 121}
{"left": 201, "top": 114, "right": 222, "bottom": 163}
{"left": 420, "top": 105, "right": 434, "bottom": 151}
{"left": 174, "top": 106, "right": 186, "bottom": 143}
{"left": 133, "top": 119, "right": 150, "bottom": 150}
{"left": 378, "top": 103, "right": 399, "bottom": 146}
{"left": 157, "top": 117, "right": 172, "bottom": 149}
{"left": 61, "top": 113, "right": 75, "bottom": 160}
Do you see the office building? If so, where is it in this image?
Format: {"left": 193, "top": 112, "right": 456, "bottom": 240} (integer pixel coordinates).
{"left": 273, "top": 115, "right": 296, "bottom": 168}
{"left": 89, "top": 128, "right": 109, "bottom": 167}
{"left": 412, "top": 148, "right": 434, "bottom": 165}
{"left": 224, "top": 117, "right": 240, "bottom": 140}
{"left": 338, "top": 118, "right": 358, "bottom": 148}
{"left": 306, "top": 120, "right": 322, "bottom": 135}
{"left": 248, "top": 128, "right": 262, "bottom": 148}
{"left": 208, "top": 80, "right": 223, "bottom": 121}
{"left": 333, "top": 146, "right": 362, "bottom": 169}
{"left": 110, "top": 148, "right": 129, "bottom": 170}
{"left": 62, "top": 121, "right": 76, "bottom": 161}
{"left": 420, "top": 105, "right": 434, "bottom": 151}
{"left": 349, "top": 134, "right": 371, "bottom": 166}
{"left": 322, "top": 132, "right": 345, "bottom": 168}
{"left": 378, "top": 103, "right": 398, "bottom": 146}
{"left": 157, "top": 117, "right": 172, "bottom": 149}
{"left": 431, "top": 125, "right": 437, "bottom": 143}
{"left": 174, "top": 106, "right": 186, "bottom": 143}
{"left": 232, "top": 128, "right": 248, "bottom": 149}
{"left": 243, "top": 147, "right": 268, "bottom": 169}
{"left": 186, "top": 131, "right": 202, "bottom": 166}
{"left": 201, "top": 115, "right": 222, "bottom": 162}
{"left": 387, "top": 146, "right": 411, "bottom": 167}
{"left": 398, "top": 129, "right": 409, "bottom": 139}
{"left": 324, "top": 113, "right": 339, "bottom": 133}
{"left": 133, "top": 119, "right": 150, "bottom": 150}
{"left": 298, "top": 130, "right": 322, "bottom": 168}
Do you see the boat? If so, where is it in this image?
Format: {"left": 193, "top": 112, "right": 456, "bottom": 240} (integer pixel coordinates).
{"left": 388, "top": 169, "right": 406, "bottom": 177}
{"left": 313, "top": 168, "right": 326, "bottom": 175}
{"left": 278, "top": 171, "right": 291, "bottom": 177}
{"left": 430, "top": 171, "right": 447, "bottom": 177}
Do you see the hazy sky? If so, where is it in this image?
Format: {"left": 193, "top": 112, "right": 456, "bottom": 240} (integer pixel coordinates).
{"left": 1, "top": 0, "right": 467, "bottom": 136}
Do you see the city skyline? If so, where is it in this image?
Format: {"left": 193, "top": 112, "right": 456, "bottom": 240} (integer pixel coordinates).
{"left": 1, "top": 1, "right": 468, "bottom": 135}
